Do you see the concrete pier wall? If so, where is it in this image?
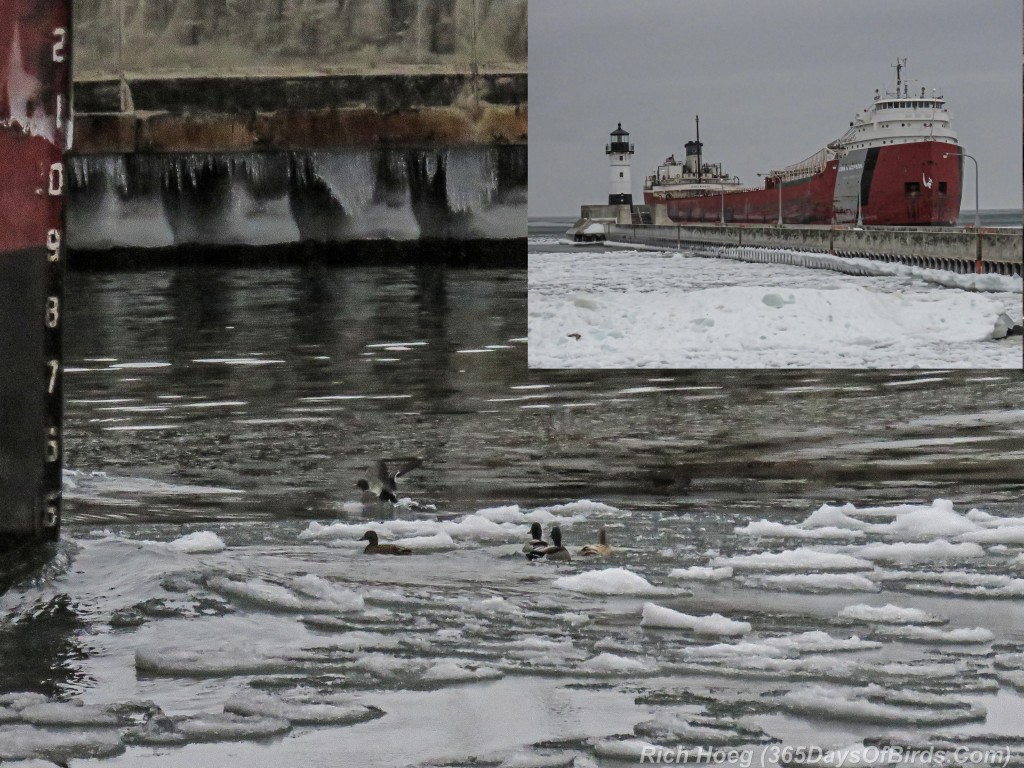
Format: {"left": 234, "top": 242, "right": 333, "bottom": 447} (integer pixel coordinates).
{"left": 69, "top": 0, "right": 527, "bottom": 252}
{"left": 577, "top": 205, "right": 1023, "bottom": 277}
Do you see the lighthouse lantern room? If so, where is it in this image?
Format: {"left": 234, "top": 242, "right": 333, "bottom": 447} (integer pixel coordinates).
{"left": 606, "top": 123, "right": 634, "bottom": 205}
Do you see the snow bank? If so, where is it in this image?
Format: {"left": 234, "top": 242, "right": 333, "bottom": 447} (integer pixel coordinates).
{"left": 553, "top": 568, "right": 664, "bottom": 595}
{"left": 529, "top": 256, "right": 1020, "bottom": 368}
{"left": 640, "top": 603, "right": 751, "bottom": 636}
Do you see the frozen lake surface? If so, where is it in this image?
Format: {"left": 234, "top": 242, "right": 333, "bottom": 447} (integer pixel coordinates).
{"left": 528, "top": 241, "right": 1022, "bottom": 369}
{"left": 2, "top": 262, "right": 1024, "bottom": 766}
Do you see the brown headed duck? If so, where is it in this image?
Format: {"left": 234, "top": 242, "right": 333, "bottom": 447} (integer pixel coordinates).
{"left": 578, "top": 526, "right": 612, "bottom": 556}
{"left": 359, "top": 530, "right": 412, "bottom": 555}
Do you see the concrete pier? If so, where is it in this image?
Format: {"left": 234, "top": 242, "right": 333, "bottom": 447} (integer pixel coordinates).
{"left": 570, "top": 204, "right": 1023, "bottom": 276}
{"left": 68, "top": 0, "right": 527, "bottom": 257}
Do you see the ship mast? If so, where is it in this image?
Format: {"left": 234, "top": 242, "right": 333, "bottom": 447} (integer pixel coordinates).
{"left": 892, "top": 57, "right": 907, "bottom": 97}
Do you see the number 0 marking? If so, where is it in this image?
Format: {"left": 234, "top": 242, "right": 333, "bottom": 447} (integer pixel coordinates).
{"left": 48, "top": 163, "right": 64, "bottom": 196}
{"left": 52, "top": 28, "right": 66, "bottom": 62}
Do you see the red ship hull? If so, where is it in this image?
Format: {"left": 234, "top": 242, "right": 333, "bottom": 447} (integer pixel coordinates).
{"left": 1, "top": 0, "right": 70, "bottom": 547}
{"left": 1, "top": 0, "right": 69, "bottom": 254}
{"left": 646, "top": 141, "right": 963, "bottom": 226}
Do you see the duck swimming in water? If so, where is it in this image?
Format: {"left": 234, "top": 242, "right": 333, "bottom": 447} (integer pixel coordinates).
{"left": 578, "top": 526, "right": 612, "bottom": 556}
{"left": 356, "top": 457, "right": 423, "bottom": 503}
{"left": 522, "top": 521, "right": 548, "bottom": 554}
{"left": 526, "top": 525, "right": 571, "bottom": 562}
{"left": 359, "top": 530, "right": 412, "bottom": 555}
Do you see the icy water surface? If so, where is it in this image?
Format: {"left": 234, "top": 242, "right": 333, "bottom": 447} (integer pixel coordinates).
{"left": 3, "top": 262, "right": 1024, "bottom": 766}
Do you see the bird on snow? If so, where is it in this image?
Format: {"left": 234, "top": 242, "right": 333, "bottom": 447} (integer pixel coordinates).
{"left": 355, "top": 457, "right": 423, "bottom": 503}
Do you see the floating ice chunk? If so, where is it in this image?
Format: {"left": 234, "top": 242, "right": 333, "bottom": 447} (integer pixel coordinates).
{"left": 0, "top": 724, "right": 125, "bottom": 761}
{"left": 641, "top": 603, "right": 751, "bottom": 636}
{"left": 871, "top": 625, "right": 994, "bottom": 644}
{"left": 712, "top": 547, "right": 873, "bottom": 572}
{"left": 166, "top": 712, "right": 291, "bottom": 742}
{"left": 740, "top": 573, "right": 880, "bottom": 593}
{"left": 634, "top": 711, "right": 769, "bottom": 745}
{"left": 684, "top": 641, "right": 790, "bottom": 660}
{"left": 289, "top": 575, "right": 365, "bottom": 611}
{"left": 579, "top": 653, "right": 650, "bottom": 675}
{"left": 538, "top": 500, "right": 619, "bottom": 516}
{"left": 838, "top": 603, "right": 947, "bottom": 625}
{"left": 764, "top": 631, "right": 881, "bottom": 654}
{"left": 18, "top": 702, "right": 119, "bottom": 727}
{"left": 135, "top": 644, "right": 293, "bottom": 677}
{"left": 554, "top": 568, "right": 664, "bottom": 595}
{"left": 386, "top": 531, "right": 456, "bottom": 551}
{"left": 959, "top": 527, "right": 1024, "bottom": 545}
{"left": 847, "top": 540, "right": 985, "bottom": 563}
{"left": 224, "top": 690, "right": 383, "bottom": 725}
{"left": 422, "top": 661, "right": 503, "bottom": 682}
{"left": 668, "top": 566, "right": 734, "bottom": 581}
{"left": 734, "top": 520, "right": 865, "bottom": 540}
{"left": 779, "top": 685, "right": 986, "bottom": 725}
{"left": 592, "top": 738, "right": 661, "bottom": 760}
{"left": 166, "top": 531, "right": 226, "bottom": 553}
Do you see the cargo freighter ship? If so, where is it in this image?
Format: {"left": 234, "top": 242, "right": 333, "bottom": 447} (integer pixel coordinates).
{"left": 1, "top": 0, "right": 70, "bottom": 548}
{"left": 643, "top": 61, "right": 963, "bottom": 226}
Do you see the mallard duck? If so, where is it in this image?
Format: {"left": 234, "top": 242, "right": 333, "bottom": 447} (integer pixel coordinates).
{"left": 526, "top": 525, "right": 571, "bottom": 562}
{"left": 578, "top": 526, "right": 611, "bottom": 556}
{"left": 522, "top": 521, "right": 548, "bottom": 553}
{"left": 355, "top": 457, "right": 422, "bottom": 503}
{"left": 359, "top": 530, "right": 412, "bottom": 555}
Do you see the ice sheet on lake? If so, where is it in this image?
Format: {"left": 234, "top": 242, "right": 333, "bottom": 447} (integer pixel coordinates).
{"left": 554, "top": 568, "right": 665, "bottom": 595}
{"left": 640, "top": 603, "right": 751, "bottom": 636}
{"left": 838, "top": 603, "right": 948, "bottom": 625}
{"left": 528, "top": 251, "right": 1022, "bottom": 368}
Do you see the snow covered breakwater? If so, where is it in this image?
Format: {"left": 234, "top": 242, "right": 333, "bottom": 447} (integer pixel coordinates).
{"left": 589, "top": 218, "right": 1024, "bottom": 277}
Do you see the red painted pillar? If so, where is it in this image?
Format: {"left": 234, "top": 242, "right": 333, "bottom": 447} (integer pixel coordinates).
{"left": 0, "top": 0, "right": 71, "bottom": 548}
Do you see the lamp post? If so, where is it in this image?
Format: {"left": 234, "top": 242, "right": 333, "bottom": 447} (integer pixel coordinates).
{"left": 944, "top": 151, "right": 978, "bottom": 229}
{"left": 757, "top": 173, "right": 784, "bottom": 225}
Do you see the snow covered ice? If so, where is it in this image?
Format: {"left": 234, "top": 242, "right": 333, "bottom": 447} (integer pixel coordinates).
{"left": 7, "top": 486, "right": 1024, "bottom": 766}
{"left": 528, "top": 246, "right": 1023, "bottom": 368}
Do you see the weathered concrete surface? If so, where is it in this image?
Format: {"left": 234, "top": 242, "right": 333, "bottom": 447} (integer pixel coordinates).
{"left": 73, "top": 0, "right": 526, "bottom": 77}
{"left": 576, "top": 205, "right": 1023, "bottom": 276}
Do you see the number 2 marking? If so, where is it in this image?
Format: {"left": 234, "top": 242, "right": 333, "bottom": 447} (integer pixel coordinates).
{"left": 52, "top": 28, "right": 66, "bottom": 62}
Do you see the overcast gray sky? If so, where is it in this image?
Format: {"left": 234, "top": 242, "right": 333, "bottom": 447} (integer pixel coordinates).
{"left": 529, "top": 0, "right": 1022, "bottom": 216}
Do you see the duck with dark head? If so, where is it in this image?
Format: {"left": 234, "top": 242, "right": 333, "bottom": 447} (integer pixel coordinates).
{"left": 359, "top": 530, "right": 412, "bottom": 555}
{"left": 526, "top": 525, "right": 570, "bottom": 561}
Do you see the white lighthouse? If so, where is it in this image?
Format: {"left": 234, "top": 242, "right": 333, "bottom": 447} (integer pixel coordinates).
{"left": 606, "top": 123, "right": 634, "bottom": 205}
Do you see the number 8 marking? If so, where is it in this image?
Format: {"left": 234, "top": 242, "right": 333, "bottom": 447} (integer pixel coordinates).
{"left": 45, "top": 296, "right": 59, "bottom": 328}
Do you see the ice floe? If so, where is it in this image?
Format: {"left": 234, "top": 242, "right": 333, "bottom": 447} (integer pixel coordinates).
{"left": 779, "top": 684, "right": 986, "bottom": 726}
{"left": 640, "top": 603, "right": 751, "bottom": 636}
{"left": 838, "top": 603, "right": 947, "bottom": 625}
{"left": 166, "top": 531, "right": 227, "bottom": 553}
{"left": 711, "top": 547, "right": 873, "bottom": 572}
{"left": 553, "top": 568, "right": 665, "bottom": 595}
{"left": 667, "top": 565, "right": 734, "bottom": 581}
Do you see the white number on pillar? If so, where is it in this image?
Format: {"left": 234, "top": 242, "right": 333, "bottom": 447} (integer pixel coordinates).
{"left": 45, "top": 296, "right": 60, "bottom": 328}
{"left": 52, "top": 28, "right": 66, "bottom": 62}
{"left": 46, "top": 229, "right": 61, "bottom": 261}
{"left": 45, "top": 427, "right": 61, "bottom": 462}
{"left": 48, "top": 163, "right": 64, "bottom": 196}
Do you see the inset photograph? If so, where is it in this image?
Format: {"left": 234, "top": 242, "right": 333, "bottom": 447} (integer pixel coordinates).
{"left": 529, "top": 0, "right": 1023, "bottom": 368}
